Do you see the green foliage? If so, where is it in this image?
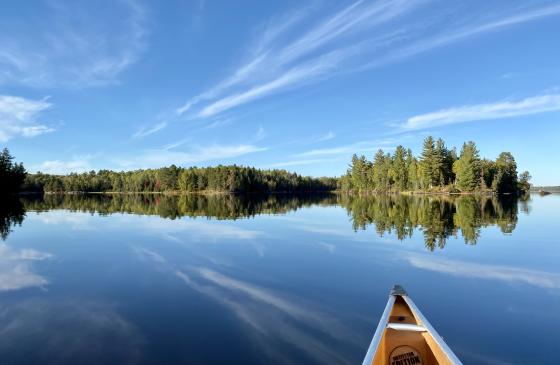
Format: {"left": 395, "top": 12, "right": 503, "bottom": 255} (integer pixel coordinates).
{"left": 419, "top": 136, "right": 436, "bottom": 188}
{"left": 493, "top": 152, "right": 518, "bottom": 193}
{"left": 518, "top": 171, "right": 531, "bottom": 193}
{"left": 453, "top": 141, "right": 480, "bottom": 192}
{"left": 342, "top": 136, "right": 527, "bottom": 194}
{"left": 390, "top": 146, "right": 407, "bottom": 191}
{"left": 0, "top": 148, "right": 27, "bottom": 194}
{"left": 23, "top": 165, "right": 337, "bottom": 193}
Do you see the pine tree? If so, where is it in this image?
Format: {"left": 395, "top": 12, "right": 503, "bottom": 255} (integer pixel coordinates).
{"left": 453, "top": 142, "right": 480, "bottom": 192}
{"left": 420, "top": 136, "right": 436, "bottom": 189}
{"left": 0, "top": 148, "right": 27, "bottom": 194}
{"left": 372, "top": 149, "right": 387, "bottom": 190}
{"left": 391, "top": 146, "right": 407, "bottom": 191}
{"left": 406, "top": 149, "right": 418, "bottom": 190}
{"left": 350, "top": 154, "right": 371, "bottom": 190}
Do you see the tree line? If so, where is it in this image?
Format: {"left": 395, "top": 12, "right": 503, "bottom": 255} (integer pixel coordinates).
{"left": 23, "top": 164, "right": 337, "bottom": 193}
{"left": 339, "top": 136, "right": 531, "bottom": 194}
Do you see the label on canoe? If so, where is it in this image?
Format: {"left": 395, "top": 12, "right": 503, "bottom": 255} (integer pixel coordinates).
{"left": 389, "top": 346, "right": 422, "bottom": 365}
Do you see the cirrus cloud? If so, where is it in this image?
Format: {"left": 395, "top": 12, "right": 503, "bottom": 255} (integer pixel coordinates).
{"left": 0, "top": 95, "right": 54, "bottom": 142}
{"left": 402, "top": 93, "right": 560, "bottom": 130}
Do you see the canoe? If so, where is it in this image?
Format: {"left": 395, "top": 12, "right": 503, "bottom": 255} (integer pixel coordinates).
{"left": 362, "top": 285, "right": 462, "bottom": 365}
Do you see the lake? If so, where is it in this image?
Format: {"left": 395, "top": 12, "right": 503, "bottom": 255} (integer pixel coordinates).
{"left": 1, "top": 193, "right": 558, "bottom": 365}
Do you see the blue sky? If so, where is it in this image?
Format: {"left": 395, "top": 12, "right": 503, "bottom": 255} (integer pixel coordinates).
{"left": 1, "top": 0, "right": 559, "bottom": 185}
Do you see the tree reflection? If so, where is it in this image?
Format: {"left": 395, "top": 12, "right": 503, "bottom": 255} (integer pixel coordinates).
{"left": 21, "top": 193, "right": 338, "bottom": 220}
{"left": 0, "top": 197, "right": 25, "bottom": 240}
{"left": 9, "top": 193, "right": 523, "bottom": 249}
{"left": 340, "top": 194, "right": 519, "bottom": 250}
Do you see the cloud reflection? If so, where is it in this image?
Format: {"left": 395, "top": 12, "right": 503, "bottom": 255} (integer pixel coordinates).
{"left": 0, "top": 300, "right": 144, "bottom": 364}
{"left": 0, "top": 243, "right": 52, "bottom": 291}
{"left": 406, "top": 254, "right": 560, "bottom": 289}
{"left": 135, "top": 246, "right": 360, "bottom": 364}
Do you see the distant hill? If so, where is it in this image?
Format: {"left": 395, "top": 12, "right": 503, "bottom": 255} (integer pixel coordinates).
{"left": 531, "top": 186, "right": 560, "bottom": 193}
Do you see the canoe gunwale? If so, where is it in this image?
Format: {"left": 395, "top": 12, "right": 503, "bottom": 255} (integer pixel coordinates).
{"left": 361, "top": 295, "right": 396, "bottom": 365}
{"left": 361, "top": 287, "right": 463, "bottom": 365}
{"left": 402, "top": 295, "right": 462, "bottom": 364}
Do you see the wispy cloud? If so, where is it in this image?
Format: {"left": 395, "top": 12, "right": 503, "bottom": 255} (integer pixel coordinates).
{"left": 315, "top": 131, "right": 335, "bottom": 142}
{"left": 197, "top": 47, "right": 357, "bottom": 118}
{"left": 0, "top": 95, "right": 54, "bottom": 142}
{"left": 131, "top": 122, "right": 167, "bottom": 139}
{"left": 264, "top": 158, "right": 332, "bottom": 169}
{"left": 255, "top": 125, "right": 266, "bottom": 141}
{"left": 115, "top": 144, "right": 266, "bottom": 169}
{"left": 363, "top": 3, "right": 560, "bottom": 69}
{"left": 178, "top": 0, "right": 417, "bottom": 118}
{"left": 175, "top": 1, "right": 560, "bottom": 119}
{"left": 297, "top": 140, "right": 394, "bottom": 158}
{"left": 161, "top": 138, "right": 190, "bottom": 151}
{"left": 402, "top": 93, "right": 560, "bottom": 130}
{"left": 0, "top": 0, "right": 147, "bottom": 88}
{"left": 202, "top": 117, "right": 235, "bottom": 130}
{"left": 33, "top": 156, "right": 94, "bottom": 174}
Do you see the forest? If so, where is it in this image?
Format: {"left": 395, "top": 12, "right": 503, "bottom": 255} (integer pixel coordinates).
{"left": 1, "top": 140, "right": 532, "bottom": 195}
{"left": 339, "top": 136, "right": 531, "bottom": 194}
{"left": 22, "top": 163, "right": 337, "bottom": 193}
{"left": 0, "top": 147, "right": 335, "bottom": 194}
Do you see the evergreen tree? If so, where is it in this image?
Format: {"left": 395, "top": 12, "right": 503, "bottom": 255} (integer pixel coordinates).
{"left": 391, "top": 146, "right": 407, "bottom": 191}
{"left": 436, "top": 138, "right": 455, "bottom": 186}
{"left": 0, "top": 148, "right": 27, "bottom": 194}
{"left": 419, "top": 136, "right": 436, "bottom": 189}
{"left": 453, "top": 142, "right": 480, "bottom": 192}
{"left": 350, "top": 154, "right": 371, "bottom": 190}
{"left": 433, "top": 138, "right": 446, "bottom": 186}
{"left": 493, "top": 152, "right": 518, "bottom": 193}
{"left": 406, "top": 149, "right": 419, "bottom": 190}
{"left": 372, "top": 149, "right": 388, "bottom": 190}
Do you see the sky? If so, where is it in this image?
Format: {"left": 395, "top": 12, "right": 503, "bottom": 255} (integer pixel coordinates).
{"left": 1, "top": 0, "right": 559, "bottom": 185}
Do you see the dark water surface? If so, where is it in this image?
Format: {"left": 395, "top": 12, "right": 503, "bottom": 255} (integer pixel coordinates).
{"left": 0, "top": 193, "right": 558, "bottom": 365}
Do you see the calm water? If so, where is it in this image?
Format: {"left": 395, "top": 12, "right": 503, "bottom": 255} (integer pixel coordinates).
{"left": 1, "top": 193, "right": 558, "bottom": 365}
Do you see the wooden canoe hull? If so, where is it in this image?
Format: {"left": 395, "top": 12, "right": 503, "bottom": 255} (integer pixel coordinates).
{"left": 362, "top": 286, "right": 462, "bottom": 365}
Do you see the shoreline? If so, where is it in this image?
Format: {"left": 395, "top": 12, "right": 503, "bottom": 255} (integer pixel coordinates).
{"left": 16, "top": 190, "right": 528, "bottom": 196}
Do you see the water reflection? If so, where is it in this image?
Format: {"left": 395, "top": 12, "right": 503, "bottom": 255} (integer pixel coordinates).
{"left": 22, "top": 193, "right": 337, "bottom": 220}
{"left": 7, "top": 193, "right": 526, "bottom": 251}
{"left": 0, "top": 299, "right": 144, "bottom": 364}
{"left": 0, "top": 197, "right": 25, "bottom": 240}
{"left": 403, "top": 253, "right": 560, "bottom": 289}
{"left": 134, "top": 246, "right": 359, "bottom": 364}
{"left": 0, "top": 193, "right": 556, "bottom": 365}
{"left": 0, "top": 197, "right": 52, "bottom": 292}
{"left": 340, "top": 194, "right": 522, "bottom": 250}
